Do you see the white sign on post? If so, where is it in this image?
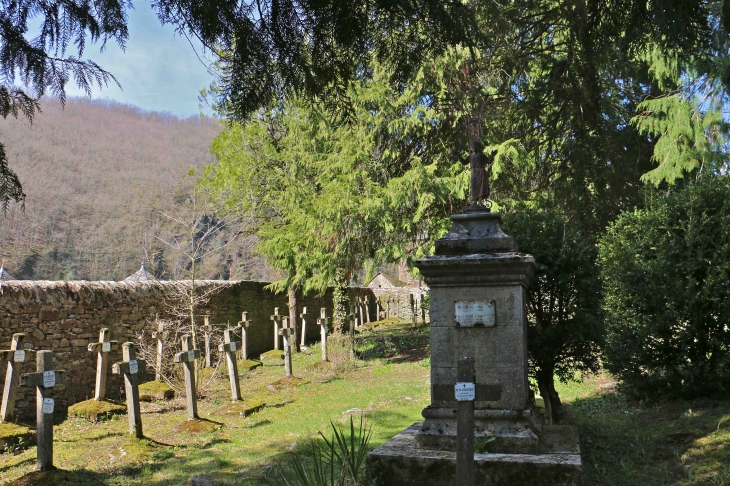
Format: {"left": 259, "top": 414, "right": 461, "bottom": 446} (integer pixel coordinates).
{"left": 13, "top": 350, "right": 25, "bottom": 362}
{"left": 129, "top": 360, "right": 139, "bottom": 374}
{"left": 230, "top": 342, "right": 237, "bottom": 352}
{"left": 188, "top": 350, "right": 195, "bottom": 362}
{"left": 102, "top": 342, "right": 111, "bottom": 352}
{"left": 454, "top": 301, "right": 496, "bottom": 327}
{"left": 42, "top": 371, "right": 56, "bottom": 388}
{"left": 42, "top": 398, "right": 54, "bottom": 414}
{"left": 455, "top": 382, "right": 476, "bottom": 401}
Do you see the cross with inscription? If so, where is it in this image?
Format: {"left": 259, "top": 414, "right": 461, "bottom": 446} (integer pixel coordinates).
{"left": 112, "top": 342, "right": 146, "bottom": 438}
{"left": 279, "top": 317, "right": 294, "bottom": 377}
{"left": 0, "top": 333, "right": 34, "bottom": 421}
{"left": 20, "top": 350, "right": 66, "bottom": 471}
{"left": 237, "top": 312, "right": 251, "bottom": 360}
{"left": 317, "top": 308, "right": 330, "bottom": 362}
{"left": 87, "top": 328, "right": 119, "bottom": 400}
{"left": 270, "top": 307, "right": 282, "bottom": 350}
{"left": 152, "top": 321, "right": 168, "bottom": 382}
{"left": 218, "top": 328, "right": 242, "bottom": 401}
{"left": 299, "top": 307, "right": 308, "bottom": 347}
{"left": 174, "top": 335, "right": 201, "bottom": 420}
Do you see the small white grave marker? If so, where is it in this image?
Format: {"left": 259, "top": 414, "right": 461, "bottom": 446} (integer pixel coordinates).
{"left": 230, "top": 342, "right": 237, "bottom": 352}
{"left": 102, "top": 342, "right": 111, "bottom": 352}
{"left": 187, "top": 350, "right": 195, "bottom": 362}
{"left": 13, "top": 350, "right": 25, "bottom": 362}
{"left": 42, "top": 371, "right": 56, "bottom": 388}
{"left": 41, "top": 398, "right": 54, "bottom": 414}
{"left": 129, "top": 360, "right": 139, "bottom": 374}
{"left": 455, "top": 382, "right": 476, "bottom": 401}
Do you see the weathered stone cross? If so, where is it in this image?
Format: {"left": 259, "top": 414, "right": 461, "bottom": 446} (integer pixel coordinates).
{"left": 270, "top": 307, "right": 282, "bottom": 350}
{"left": 0, "top": 333, "right": 34, "bottom": 421}
{"left": 358, "top": 297, "right": 364, "bottom": 328}
{"left": 203, "top": 315, "right": 213, "bottom": 368}
{"left": 299, "top": 307, "right": 308, "bottom": 347}
{"left": 376, "top": 297, "right": 382, "bottom": 320}
{"left": 347, "top": 303, "right": 357, "bottom": 339}
{"left": 174, "top": 335, "right": 201, "bottom": 420}
{"left": 237, "top": 311, "right": 251, "bottom": 360}
{"left": 20, "top": 350, "right": 66, "bottom": 471}
{"left": 87, "top": 328, "right": 119, "bottom": 400}
{"left": 317, "top": 308, "right": 330, "bottom": 362}
{"left": 218, "top": 328, "right": 242, "bottom": 401}
{"left": 279, "top": 317, "right": 294, "bottom": 377}
{"left": 152, "top": 321, "right": 168, "bottom": 382}
{"left": 112, "top": 342, "right": 146, "bottom": 438}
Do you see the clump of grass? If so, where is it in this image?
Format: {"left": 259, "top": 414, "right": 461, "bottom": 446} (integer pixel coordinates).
{"left": 264, "top": 415, "right": 372, "bottom": 486}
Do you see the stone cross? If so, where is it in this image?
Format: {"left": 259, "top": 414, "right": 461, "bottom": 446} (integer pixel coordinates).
{"left": 410, "top": 294, "right": 417, "bottom": 327}
{"left": 279, "top": 317, "right": 294, "bottom": 377}
{"left": 20, "top": 350, "right": 66, "bottom": 472}
{"left": 203, "top": 315, "right": 213, "bottom": 368}
{"left": 237, "top": 311, "right": 251, "bottom": 360}
{"left": 174, "top": 335, "right": 201, "bottom": 420}
{"left": 270, "top": 307, "right": 282, "bottom": 350}
{"left": 358, "top": 297, "right": 365, "bottom": 328}
{"left": 386, "top": 297, "right": 391, "bottom": 319}
{"left": 347, "top": 303, "right": 357, "bottom": 339}
{"left": 299, "top": 307, "right": 308, "bottom": 347}
{"left": 364, "top": 295, "right": 371, "bottom": 323}
{"left": 317, "top": 308, "right": 330, "bottom": 362}
{"left": 376, "top": 297, "right": 382, "bottom": 320}
{"left": 112, "top": 342, "right": 146, "bottom": 438}
{"left": 0, "top": 333, "right": 34, "bottom": 421}
{"left": 87, "top": 328, "right": 119, "bottom": 400}
{"left": 218, "top": 328, "right": 242, "bottom": 401}
{"left": 152, "top": 321, "right": 168, "bottom": 382}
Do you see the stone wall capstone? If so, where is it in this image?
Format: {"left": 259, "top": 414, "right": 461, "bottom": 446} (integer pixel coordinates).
{"left": 0, "top": 280, "right": 334, "bottom": 420}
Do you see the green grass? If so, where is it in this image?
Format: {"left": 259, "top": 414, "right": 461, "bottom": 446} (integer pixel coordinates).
{"left": 2, "top": 325, "right": 729, "bottom": 485}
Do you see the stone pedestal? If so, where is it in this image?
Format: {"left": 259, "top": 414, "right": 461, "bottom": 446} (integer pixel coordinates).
{"left": 366, "top": 210, "right": 582, "bottom": 484}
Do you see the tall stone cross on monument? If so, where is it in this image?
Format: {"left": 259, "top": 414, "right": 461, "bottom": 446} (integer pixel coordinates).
{"left": 0, "top": 333, "right": 34, "bottom": 421}
{"left": 270, "top": 307, "right": 282, "bottom": 350}
{"left": 87, "top": 328, "right": 119, "bottom": 400}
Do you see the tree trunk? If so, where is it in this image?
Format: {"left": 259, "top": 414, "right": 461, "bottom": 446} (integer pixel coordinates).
{"left": 536, "top": 366, "right": 561, "bottom": 425}
{"left": 333, "top": 276, "right": 348, "bottom": 333}
{"left": 288, "top": 287, "right": 300, "bottom": 352}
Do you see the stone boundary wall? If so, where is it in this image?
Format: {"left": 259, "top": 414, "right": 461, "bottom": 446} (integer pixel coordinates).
{"left": 0, "top": 280, "right": 335, "bottom": 421}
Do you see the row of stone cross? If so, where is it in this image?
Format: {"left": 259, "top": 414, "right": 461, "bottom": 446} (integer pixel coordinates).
{"left": 374, "top": 293, "right": 426, "bottom": 324}
{"left": 270, "top": 307, "right": 332, "bottom": 375}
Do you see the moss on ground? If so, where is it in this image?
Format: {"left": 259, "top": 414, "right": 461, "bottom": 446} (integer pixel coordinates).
{"left": 267, "top": 376, "right": 310, "bottom": 392}
{"left": 174, "top": 419, "right": 221, "bottom": 434}
{"left": 67, "top": 399, "right": 126, "bottom": 422}
{"left": 259, "top": 350, "right": 285, "bottom": 366}
{"left": 239, "top": 359, "right": 263, "bottom": 371}
{"left": 219, "top": 400, "right": 265, "bottom": 417}
{"left": 138, "top": 380, "right": 175, "bottom": 401}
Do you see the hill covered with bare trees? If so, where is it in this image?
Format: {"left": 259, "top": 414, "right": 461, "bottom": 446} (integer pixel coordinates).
{"left": 0, "top": 98, "right": 270, "bottom": 281}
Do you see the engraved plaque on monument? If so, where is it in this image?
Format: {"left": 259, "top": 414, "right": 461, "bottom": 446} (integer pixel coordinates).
{"left": 454, "top": 300, "right": 495, "bottom": 327}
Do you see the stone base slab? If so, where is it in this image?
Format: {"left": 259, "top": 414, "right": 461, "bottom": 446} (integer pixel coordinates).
{"left": 367, "top": 423, "right": 582, "bottom": 486}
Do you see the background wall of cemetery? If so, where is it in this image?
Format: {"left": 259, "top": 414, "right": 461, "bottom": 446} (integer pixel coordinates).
{"left": 0, "top": 280, "right": 339, "bottom": 420}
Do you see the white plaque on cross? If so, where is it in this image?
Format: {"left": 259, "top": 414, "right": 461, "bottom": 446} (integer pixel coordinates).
{"left": 230, "top": 342, "right": 237, "bottom": 352}
{"left": 188, "top": 350, "right": 195, "bottom": 362}
{"left": 13, "top": 350, "right": 25, "bottom": 362}
{"left": 42, "top": 397, "right": 54, "bottom": 414}
{"left": 454, "top": 382, "right": 476, "bottom": 401}
{"left": 102, "top": 342, "right": 111, "bottom": 352}
{"left": 129, "top": 360, "right": 139, "bottom": 374}
{"left": 43, "top": 371, "right": 56, "bottom": 388}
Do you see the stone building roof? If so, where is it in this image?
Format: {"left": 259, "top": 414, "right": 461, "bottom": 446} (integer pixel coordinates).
{"left": 0, "top": 263, "right": 15, "bottom": 281}
{"left": 366, "top": 272, "right": 410, "bottom": 289}
{"left": 124, "top": 263, "right": 155, "bottom": 282}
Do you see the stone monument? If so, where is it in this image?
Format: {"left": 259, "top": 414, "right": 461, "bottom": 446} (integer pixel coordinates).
{"left": 366, "top": 209, "right": 582, "bottom": 485}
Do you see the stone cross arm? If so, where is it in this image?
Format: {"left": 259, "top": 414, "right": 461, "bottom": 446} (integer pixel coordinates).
{"left": 112, "top": 359, "right": 147, "bottom": 376}
{"left": 174, "top": 349, "right": 201, "bottom": 363}
{"left": 0, "top": 349, "right": 35, "bottom": 362}
{"left": 218, "top": 341, "right": 241, "bottom": 353}
{"left": 20, "top": 370, "right": 67, "bottom": 388}
{"left": 278, "top": 328, "right": 294, "bottom": 337}
{"left": 87, "top": 341, "right": 119, "bottom": 352}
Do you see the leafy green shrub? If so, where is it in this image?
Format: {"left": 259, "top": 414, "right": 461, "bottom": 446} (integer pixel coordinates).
{"left": 599, "top": 176, "right": 730, "bottom": 399}
{"left": 504, "top": 209, "right": 603, "bottom": 422}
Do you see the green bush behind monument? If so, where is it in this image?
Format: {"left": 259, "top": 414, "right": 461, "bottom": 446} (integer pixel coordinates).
{"left": 600, "top": 176, "right": 730, "bottom": 399}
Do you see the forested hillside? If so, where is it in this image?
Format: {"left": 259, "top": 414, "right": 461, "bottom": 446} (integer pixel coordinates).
{"left": 0, "top": 98, "right": 271, "bottom": 281}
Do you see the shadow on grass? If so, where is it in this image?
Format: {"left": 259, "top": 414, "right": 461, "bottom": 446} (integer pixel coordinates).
{"left": 566, "top": 391, "right": 730, "bottom": 486}
{"left": 356, "top": 327, "right": 429, "bottom": 363}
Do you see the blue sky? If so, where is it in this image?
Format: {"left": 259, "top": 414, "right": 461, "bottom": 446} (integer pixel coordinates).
{"left": 62, "top": 3, "right": 214, "bottom": 118}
